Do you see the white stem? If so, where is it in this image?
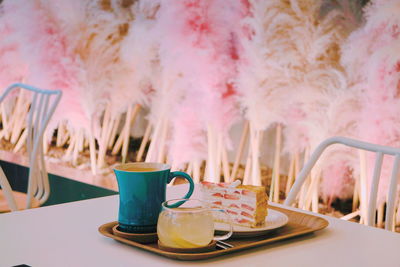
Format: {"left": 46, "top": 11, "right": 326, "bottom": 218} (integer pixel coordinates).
{"left": 137, "top": 123, "right": 152, "bottom": 162}
{"left": 170, "top": 161, "right": 178, "bottom": 171}
{"left": 230, "top": 121, "right": 249, "bottom": 181}
{"left": 15, "top": 94, "right": 30, "bottom": 144}
{"left": 193, "top": 160, "right": 201, "bottom": 183}
{"left": 298, "top": 147, "right": 310, "bottom": 209}
{"left": 221, "top": 141, "right": 230, "bottom": 182}
{"left": 97, "top": 104, "right": 111, "bottom": 168}
{"left": 186, "top": 161, "right": 193, "bottom": 176}
{"left": 311, "top": 171, "right": 320, "bottom": 213}
{"left": 157, "top": 118, "right": 168, "bottom": 163}
{"left": 43, "top": 129, "right": 49, "bottom": 154}
{"left": 299, "top": 178, "right": 310, "bottom": 210}
{"left": 284, "top": 152, "right": 299, "bottom": 202}
{"left": 206, "top": 125, "right": 217, "bottom": 181}
{"left": 146, "top": 118, "right": 163, "bottom": 162}
{"left": 9, "top": 89, "right": 24, "bottom": 143}
{"left": 111, "top": 124, "right": 124, "bottom": 155}
{"left": 377, "top": 202, "right": 384, "bottom": 228}
{"left": 4, "top": 100, "right": 16, "bottom": 141}
{"left": 13, "top": 128, "right": 28, "bottom": 153}
{"left": 285, "top": 153, "right": 295, "bottom": 197}
{"left": 1, "top": 103, "right": 9, "bottom": 135}
{"left": 108, "top": 114, "right": 121, "bottom": 149}
{"left": 116, "top": 105, "right": 132, "bottom": 162}
{"left": 396, "top": 199, "right": 400, "bottom": 227}
{"left": 11, "top": 101, "right": 29, "bottom": 145}
{"left": 84, "top": 137, "right": 89, "bottom": 149}
{"left": 72, "top": 131, "right": 80, "bottom": 166}
{"left": 250, "top": 124, "right": 262, "bottom": 186}
{"left": 359, "top": 150, "right": 368, "bottom": 225}
{"left": 254, "top": 133, "right": 262, "bottom": 186}
{"left": 257, "top": 130, "right": 264, "bottom": 184}
{"left": 78, "top": 131, "right": 85, "bottom": 153}
{"left": 105, "top": 116, "right": 115, "bottom": 145}
{"left": 243, "top": 143, "right": 252, "bottom": 185}
{"left": 215, "top": 133, "right": 223, "bottom": 182}
{"left": 11, "top": 116, "right": 24, "bottom": 144}
{"left": 295, "top": 151, "right": 300, "bottom": 176}
{"left": 272, "top": 124, "right": 282, "bottom": 203}
{"left": 304, "top": 167, "right": 321, "bottom": 212}
{"left": 56, "top": 122, "right": 66, "bottom": 147}
{"left": 122, "top": 104, "right": 141, "bottom": 163}
{"left": 89, "top": 133, "right": 97, "bottom": 175}
{"left": 353, "top": 172, "right": 360, "bottom": 212}
{"left": 64, "top": 134, "right": 76, "bottom": 161}
{"left": 0, "top": 131, "right": 5, "bottom": 141}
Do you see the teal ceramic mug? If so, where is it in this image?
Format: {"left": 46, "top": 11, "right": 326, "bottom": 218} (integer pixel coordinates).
{"left": 114, "top": 162, "right": 194, "bottom": 233}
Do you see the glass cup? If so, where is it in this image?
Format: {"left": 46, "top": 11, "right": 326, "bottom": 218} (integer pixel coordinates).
{"left": 157, "top": 198, "right": 233, "bottom": 249}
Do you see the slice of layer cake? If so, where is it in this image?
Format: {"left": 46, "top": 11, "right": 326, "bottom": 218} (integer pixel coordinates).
{"left": 200, "top": 181, "right": 268, "bottom": 228}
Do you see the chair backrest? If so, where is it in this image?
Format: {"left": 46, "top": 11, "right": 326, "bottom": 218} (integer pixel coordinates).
{"left": 0, "top": 83, "right": 62, "bottom": 209}
{"left": 284, "top": 136, "right": 400, "bottom": 231}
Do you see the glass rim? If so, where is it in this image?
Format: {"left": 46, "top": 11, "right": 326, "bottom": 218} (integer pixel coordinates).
{"left": 162, "top": 198, "right": 210, "bottom": 213}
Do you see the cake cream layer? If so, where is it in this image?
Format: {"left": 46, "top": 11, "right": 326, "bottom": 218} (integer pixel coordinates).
{"left": 200, "top": 181, "right": 268, "bottom": 228}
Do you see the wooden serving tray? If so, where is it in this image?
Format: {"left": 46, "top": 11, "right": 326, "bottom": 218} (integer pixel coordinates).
{"left": 98, "top": 206, "right": 329, "bottom": 261}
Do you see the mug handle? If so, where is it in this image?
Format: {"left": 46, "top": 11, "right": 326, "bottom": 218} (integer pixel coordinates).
{"left": 212, "top": 208, "right": 233, "bottom": 241}
{"left": 166, "top": 171, "right": 194, "bottom": 208}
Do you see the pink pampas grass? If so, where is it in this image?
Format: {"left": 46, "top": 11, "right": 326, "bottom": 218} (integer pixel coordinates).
{"left": 237, "top": 0, "right": 353, "bottom": 194}
{"left": 120, "top": 1, "right": 160, "bottom": 109}
{"left": 342, "top": 0, "right": 400, "bottom": 84}
{"left": 357, "top": 44, "right": 400, "bottom": 203}
{"left": 76, "top": 0, "right": 131, "bottom": 134}
{"left": 237, "top": 0, "right": 286, "bottom": 133}
{"left": 238, "top": 0, "right": 349, "bottom": 154}
{"left": 1, "top": 0, "right": 91, "bottom": 136}
{"left": 87, "top": 0, "right": 141, "bottom": 118}
{"left": 317, "top": 88, "right": 361, "bottom": 201}
{"left": 311, "top": 0, "right": 366, "bottom": 201}
{"left": 342, "top": 0, "right": 400, "bottom": 204}
{"left": 0, "top": 7, "right": 27, "bottom": 90}
{"left": 150, "top": 0, "right": 246, "bottom": 178}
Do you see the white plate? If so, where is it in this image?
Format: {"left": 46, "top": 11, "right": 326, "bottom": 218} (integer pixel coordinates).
{"left": 214, "top": 209, "right": 289, "bottom": 237}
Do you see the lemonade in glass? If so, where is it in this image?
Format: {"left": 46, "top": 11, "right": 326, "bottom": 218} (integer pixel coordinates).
{"left": 157, "top": 199, "right": 232, "bottom": 249}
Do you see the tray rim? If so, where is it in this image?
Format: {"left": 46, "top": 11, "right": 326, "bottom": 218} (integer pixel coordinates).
{"left": 98, "top": 206, "right": 329, "bottom": 261}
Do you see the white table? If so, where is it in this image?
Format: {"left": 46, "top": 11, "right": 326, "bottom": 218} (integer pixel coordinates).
{"left": 1, "top": 184, "right": 399, "bottom": 267}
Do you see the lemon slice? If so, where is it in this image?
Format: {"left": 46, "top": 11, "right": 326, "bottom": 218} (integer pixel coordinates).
{"left": 168, "top": 233, "right": 200, "bottom": 248}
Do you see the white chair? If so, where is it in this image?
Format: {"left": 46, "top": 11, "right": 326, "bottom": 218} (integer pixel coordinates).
{"left": 0, "top": 83, "right": 62, "bottom": 211}
{"left": 284, "top": 136, "right": 400, "bottom": 231}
